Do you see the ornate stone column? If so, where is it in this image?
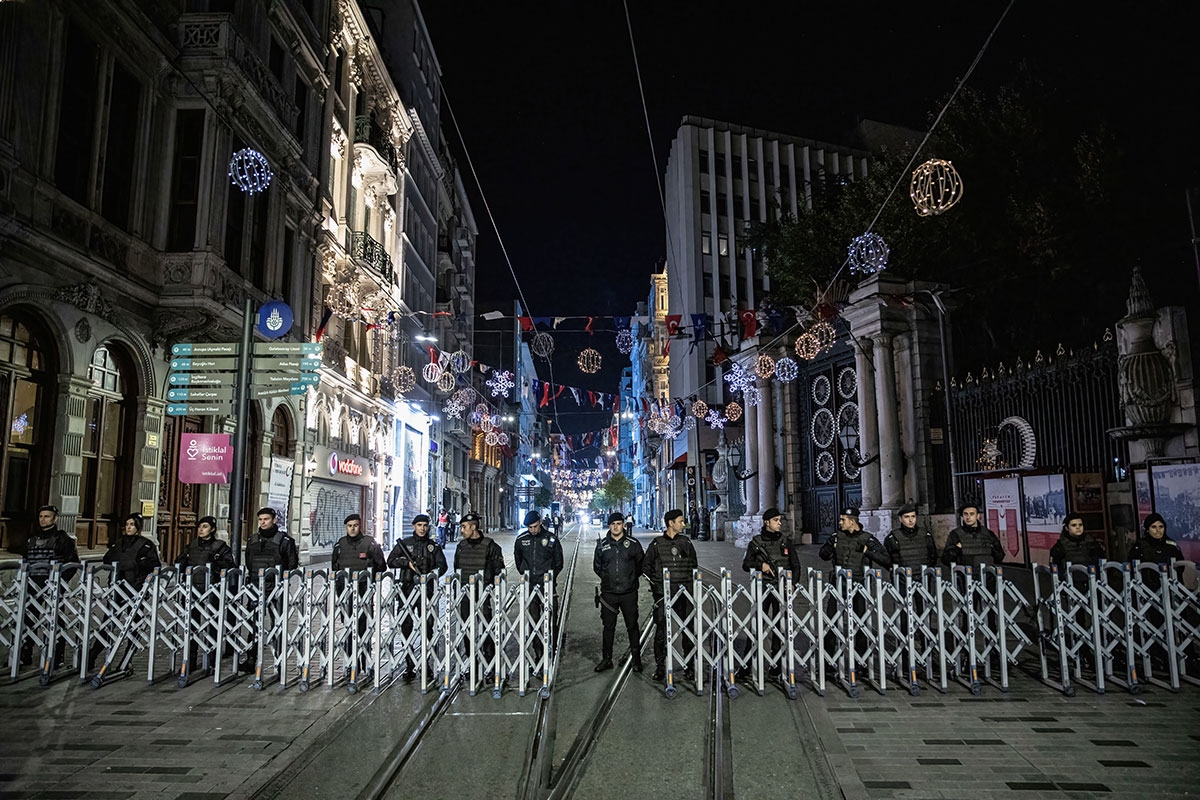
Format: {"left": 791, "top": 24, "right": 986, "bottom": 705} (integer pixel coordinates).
{"left": 757, "top": 380, "right": 776, "bottom": 512}
{"left": 873, "top": 333, "right": 904, "bottom": 508}
{"left": 52, "top": 375, "right": 93, "bottom": 535}
{"left": 855, "top": 338, "right": 881, "bottom": 508}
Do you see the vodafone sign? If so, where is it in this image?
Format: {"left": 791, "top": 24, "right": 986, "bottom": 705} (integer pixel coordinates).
{"left": 313, "top": 445, "right": 370, "bottom": 485}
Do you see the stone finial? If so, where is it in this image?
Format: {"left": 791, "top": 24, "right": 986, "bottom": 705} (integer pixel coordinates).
{"left": 1125, "top": 265, "right": 1155, "bottom": 318}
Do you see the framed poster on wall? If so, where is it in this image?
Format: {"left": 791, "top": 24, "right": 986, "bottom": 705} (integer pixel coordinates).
{"left": 1132, "top": 467, "right": 1153, "bottom": 527}
{"left": 983, "top": 476, "right": 1026, "bottom": 567}
{"left": 1149, "top": 462, "right": 1200, "bottom": 562}
{"left": 1021, "top": 473, "right": 1066, "bottom": 567}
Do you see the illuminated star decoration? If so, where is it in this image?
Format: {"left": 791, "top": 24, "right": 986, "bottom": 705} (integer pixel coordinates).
{"left": 486, "top": 369, "right": 515, "bottom": 398}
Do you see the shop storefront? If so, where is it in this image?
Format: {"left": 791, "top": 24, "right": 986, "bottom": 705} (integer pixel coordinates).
{"left": 307, "top": 444, "right": 372, "bottom": 554}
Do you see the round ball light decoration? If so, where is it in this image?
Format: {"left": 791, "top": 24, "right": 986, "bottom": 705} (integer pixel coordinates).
{"left": 744, "top": 386, "right": 762, "bottom": 407}
{"left": 725, "top": 401, "right": 743, "bottom": 422}
{"left": 794, "top": 332, "right": 820, "bottom": 360}
{"left": 615, "top": 329, "right": 635, "bottom": 355}
{"left": 775, "top": 357, "right": 799, "bottom": 383}
{"left": 497, "top": 432, "right": 510, "bottom": 446}
{"left": 228, "top": 148, "right": 273, "bottom": 194}
{"left": 436, "top": 370, "right": 456, "bottom": 393}
{"left": 485, "top": 431, "right": 500, "bottom": 446}
{"left": 421, "top": 362, "right": 442, "bottom": 383}
{"left": 910, "top": 158, "right": 963, "bottom": 217}
{"left": 448, "top": 350, "right": 472, "bottom": 374}
{"left": 480, "top": 415, "right": 494, "bottom": 433}
{"left": 454, "top": 387, "right": 476, "bottom": 405}
{"left": 811, "top": 320, "right": 837, "bottom": 354}
{"left": 577, "top": 347, "right": 602, "bottom": 374}
{"left": 755, "top": 354, "right": 776, "bottom": 380}
{"left": 684, "top": 415, "right": 697, "bottom": 431}
{"left": 392, "top": 366, "right": 416, "bottom": 394}
{"left": 474, "top": 402, "right": 490, "bottom": 417}
{"left": 531, "top": 332, "right": 555, "bottom": 359}
{"left": 847, "top": 232, "right": 890, "bottom": 275}
{"left": 691, "top": 399, "right": 709, "bottom": 418}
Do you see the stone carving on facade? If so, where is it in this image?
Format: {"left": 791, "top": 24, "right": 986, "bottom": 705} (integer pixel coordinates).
{"left": 73, "top": 318, "right": 91, "bottom": 344}
{"left": 1115, "top": 267, "right": 1176, "bottom": 426}
{"left": 162, "top": 257, "right": 193, "bottom": 286}
{"left": 54, "top": 281, "right": 117, "bottom": 322}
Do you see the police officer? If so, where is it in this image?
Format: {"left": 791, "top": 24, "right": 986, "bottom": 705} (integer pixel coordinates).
{"left": 941, "top": 503, "right": 1004, "bottom": 570}
{"left": 388, "top": 513, "right": 448, "bottom": 680}
{"left": 1130, "top": 513, "right": 1183, "bottom": 565}
{"left": 19, "top": 505, "right": 79, "bottom": 667}
{"left": 515, "top": 510, "right": 564, "bottom": 672}
{"left": 103, "top": 513, "right": 161, "bottom": 589}
{"left": 819, "top": 507, "right": 890, "bottom": 580}
{"left": 1049, "top": 512, "right": 1103, "bottom": 573}
{"left": 239, "top": 507, "right": 299, "bottom": 673}
{"left": 593, "top": 511, "right": 645, "bottom": 673}
{"left": 884, "top": 503, "right": 938, "bottom": 569}
{"left": 331, "top": 513, "right": 386, "bottom": 676}
{"left": 453, "top": 511, "right": 506, "bottom": 670}
{"left": 742, "top": 507, "right": 798, "bottom": 677}
{"left": 175, "top": 516, "right": 234, "bottom": 673}
{"left": 644, "top": 509, "right": 697, "bottom": 682}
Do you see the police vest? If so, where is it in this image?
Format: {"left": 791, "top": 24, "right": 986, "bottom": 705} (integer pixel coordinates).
{"left": 456, "top": 537, "right": 494, "bottom": 581}
{"left": 24, "top": 534, "right": 59, "bottom": 578}
{"left": 834, "top": 530, "right": 870, "bottom": 580}
{"left": 750, "top": 533, "right": 790, "bottom": 583}
{"left": 1138, "top": 536, "right": 1179, "bottom": 566}
{"left": 955, "top": 527, "right": 996, "bottom": 568}
{"left": 246, "top": 532, "right": 284, "bottom": 574}
{"left": 890, "top": 529, "right": 929, "bottom": 568}
{"left": 403, "top": 535, "right": 440, "bottom": 577}
{"left": 1056, "top": 534, "right": 1098, "bottom": 568}
{"left": 516, "top": 532, "right": 558, "bottom": 580}
{"left": 652, "top": 535, "right": 697, "bottom": 591}
{"left": 115, "top": 537, "right": 150, "bottom": 587}
{"left": 182, "top": 538, "right": 228, "bottom": 586}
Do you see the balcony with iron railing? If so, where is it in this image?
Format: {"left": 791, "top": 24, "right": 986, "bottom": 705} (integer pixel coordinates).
{"left": 351, "top": 230, "right": 394, "bottom": 286}
{"left": 354, "top": 115, "right": 399, "bottom": 176}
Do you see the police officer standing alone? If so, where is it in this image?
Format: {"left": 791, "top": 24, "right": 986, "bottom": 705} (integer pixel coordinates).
{"left": 453, "top": 512, "right": 506, "bottom": 672}
{"left": 331, "top": 513, "right": 386, "bottom": 677}
{"left": 389, "top": 512, "right": 448, "bottom": 681}
{"left": 941, "top": 503, "right": 1004, "bottom": 570}
{"left": 884, "top": 503, "right": 938, "bottom": 570}
{"left": 240, "top": 507, "right": 299, "bottom": 673}
{"left": 1049, "top": 512, "right": 1103, "bottom": 573}
{"left": 593, "top": 511, "right": 645, "bottom": 673}
{"left": 644, "top": 509, "right": 697, "bottom": 682}
{"left": 175, "top": 515, "right": 234, "bottom": 674}
{"left": 514, "top": 510, "right": 564, "bottom": 673}
{"left": 820, "top": 508, "right": 890, "bottom": 580}
{"left": 19, "top": 505, "right": 79, "bottom": 667}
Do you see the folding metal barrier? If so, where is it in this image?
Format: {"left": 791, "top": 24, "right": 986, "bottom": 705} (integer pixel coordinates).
{"left": 83, "top": 564, "right": 155, "bottom": 689}
{"left": 891, "top": 567, "right": 949, "bottom": 694}
{"left": 973, "top": 565, "right": 1032, "bottom": 692}
{"left": 177, "top": 565, "right": 223, "bottom": 687}
{"left": 145, "top": 567, "right": 186, "bottom": 684}
{"left": 0, "top": 563, "right": 22, "bottom": 679}
{"left": 1165, "top": 560, "right": 1200, "bottom": 687}
{"left": 1094, "top": 561, "right": 1140, "bottom": 694}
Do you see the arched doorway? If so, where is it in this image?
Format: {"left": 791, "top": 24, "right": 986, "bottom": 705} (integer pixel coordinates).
{"left": 0, "top": 311, "right": 58, "bottom": 552}
{"left": 77, "top": 343, "right": 137, "bottom": 549}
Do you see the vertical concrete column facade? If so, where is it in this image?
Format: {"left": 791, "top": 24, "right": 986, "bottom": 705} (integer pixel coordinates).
{"left": 873, "top": 332, "right": 904, "bottom": 508}
{"left": 52, "top": 375, "right": 93, "bottom": 533}
{"left": 743, "top": 400, "right": 759, "bottom": 515}
{"left": 854, "top": 338, "right": 881, "bottom": 509}
{"left": 757, "top": 379, "right": 775, "bottom": 512}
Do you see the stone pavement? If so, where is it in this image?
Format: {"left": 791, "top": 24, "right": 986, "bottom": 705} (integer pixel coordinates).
{"left": 0, "top": 525, "right": 1197, "bottom": 799}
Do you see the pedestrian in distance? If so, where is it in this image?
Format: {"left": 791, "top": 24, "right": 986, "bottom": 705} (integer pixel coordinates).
{"left": 19, "top": 504, "right": 79, "bottom": 668}
{"left": 819, "top": 507, "right": 890, "bottom": 581}
{"left": 331, "top": 513, "right": 386, "bottom": 678}
{"left": 941, "top": 503, "right": 1004, "bottom": 570}
{"left": 436, "top": 508, "right": 449, "bottom": 547}
{"left": 239, "top": 507, "right": 299, "bottom": 674}
{"left": 884, "top": 503, "right": 938, "bottom": 569}
{"left": 388, "top": 513, "right": 448, "bottom": 681}
{"left": 453, "top": 511, "right": 506, "bottom": 673}
{"left": 515, "top": 509, "right": 565, "bottom": 674}
{"left": 593, "top": 511, "right": 645, "bottom": 673}
{"left": 742, "top": 507, "right": 799, "bottom": 678}
{"left": 1130, "top": 513, "right": 1183, "bottom": 566}
{"left": 175, "top": 515, "right": 234, "bottom": 674}
{"left": 644, "top": 508, "right": 697, "bottom": 682}
{"left": 1049, "top": 512, "right": 1104, "bottom": 574}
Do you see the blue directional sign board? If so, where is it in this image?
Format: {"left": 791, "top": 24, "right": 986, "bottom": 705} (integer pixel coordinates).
{"left": 166, "top": 342, "right": 323, "bottom": 414}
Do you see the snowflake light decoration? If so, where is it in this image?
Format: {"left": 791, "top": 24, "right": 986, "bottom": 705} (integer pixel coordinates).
{"left": 422, "top": 362, "right": 442, "bottom": 383}
{"left": 847, "top": 232, "right": 890, "bottom": 275}
{"left": 755, "top": 354, "right": 776, "bottom": 379}
{"left": 616, "top": 329, "right": 634, "bottom": 355}
{"left": 705, "top": 409, "right": 726, "bottom": 429}
{"left": 392, "top": 366, "right": 416, "bottom": 394}
{"left": 442, "top": 399, "right": 465, "bottom": 419}
{"left": 775, "top": 357, "right": 799, "bottom": 383}
{"left": 910, "top": 158, "right": 963, "bottom": 217}
{"left": 723, "top": 362, "right": 754, "bottom": 394}
{"left": 11, "top": 412, "right": 28, "bottom": 435}
{"left": 691, "top": 400, "right": 709, "bottom": 418}
{"left": 486, "top": 369, "right": 514, "bottom": 398}
{"left": 454, "top": 387, "right": 476, "bottom": 405}
{"left": 531, "top": 332, "right": 555, "bottom": 359}
{"left": 725, "top": 401, "right": 743, "bottom": 422}
{"left": 228, "top": 148, "right": 273, "bottom": 194}
{"left": 577, "top": 348, "right": 602, "bottom": 374}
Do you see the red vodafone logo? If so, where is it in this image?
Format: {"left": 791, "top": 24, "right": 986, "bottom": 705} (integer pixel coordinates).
{"left": 328, "top": 452, "right": 364, "bottom": 477}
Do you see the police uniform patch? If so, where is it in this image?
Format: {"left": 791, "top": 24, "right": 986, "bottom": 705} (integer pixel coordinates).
{"left": 427, "top": 544, "right": 434, "bottom": 552}
{"left": 623, "top": 539, "right": 630, "bottom": 548}
{"left": 671, "top": 546, "right": 678, "bottom": 557}
{"left": 541, "top": 537, "right": 547, "bottom": 546}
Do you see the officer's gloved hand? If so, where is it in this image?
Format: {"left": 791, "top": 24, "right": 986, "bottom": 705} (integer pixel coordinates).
{"left": 395, "top": 556, "right": 410, "bottom": 569}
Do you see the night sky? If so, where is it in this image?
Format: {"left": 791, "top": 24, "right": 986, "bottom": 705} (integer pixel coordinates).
{"left": 421, "top": 1, "right": 1200, "bottom": 439}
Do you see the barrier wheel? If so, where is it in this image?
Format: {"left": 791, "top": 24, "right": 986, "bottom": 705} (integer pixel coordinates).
{"left": 909, "top": 684, "right": 921, "bottom": 697}
{"left": 664, "top": 685, "right": 677, "bottom": 699}
{"left": 492, "top": 688, "right": 502, "bottom": 700}
{"left": 298, "top": 680, "right": 310, "bottom": 693}
{"left": 38, "top": 673, "right": 50, "bottom": 688}
{"left": 1064, "top": 685, "right": 1076, "bottom": 698}
{"left": 848, "top": 685, "right": 859, "bottom": 699}
{"left": 539, "top": 686, "right": 550, "bottom": 699}
{"left": 177, "top": 676, "right": 188, "bottom": 689}
{"left": 970, "top": 682, "right": 982, "bottom": 696}
{"left": 1130, "top": 684, "right": 1142, "bottom": 696}
{"left": 786, "top": 685, "right": 798, "bottom": 701}
{"left": 90, "top": 675, "right": 103, "bottom": 690}
{"left": 348, "top": 682, "right": 358, "bottom": 695}
{"left": 726, "top": 685, "right": 739, "bottom": 699}
{"left": 252, "top": 679, "right": 263, "bottom": 691}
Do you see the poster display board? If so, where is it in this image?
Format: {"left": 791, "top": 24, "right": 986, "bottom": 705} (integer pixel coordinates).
{"left": 1149, "top": 462, "right": 1200, "bottom": 562}
{"left": 1021, "top": 474, "right": 1066, "bottom": 567}
{"left": 983, "top": 476, "right": 1026, "bottom": 566}
{"left": 267, "top": 456, "right": 294, "bottom": 531}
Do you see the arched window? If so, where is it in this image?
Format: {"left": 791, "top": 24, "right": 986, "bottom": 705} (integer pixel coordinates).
{"left": 271, "top": 405, "right": 293, "bottom": 458}
{"left": 79, "top": 344, "right": 134, "bottom": 548}
{"left": 0, "top": 313, "right": 56, "bottom": 549}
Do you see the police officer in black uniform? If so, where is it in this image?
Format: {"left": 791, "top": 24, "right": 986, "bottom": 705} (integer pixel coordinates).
{"left": 103, "top": 513, "right": 161, "bottom": 588}
{"left": 453, "top": 511, "right": 506, "bottom": 670}
{"left": 332, "top": 513, "right": 386, "bottom": 676}
{"left": 239, "top": 507, "right": 299, "bottom": 673}
{"left": 941, "top": 503, "right": 1004, "bottom": 570}
{"left": 884, "top": 503, "right": 938, "bottom": 569}
{"left": 175, "top": 515, "right": 235, "bottom": 673}
{"left": 644, "top": 508, "right": 698, "bottom": 682}
{"left": 514, "top": 510, "right": 564, "bottom": 672}
{"left": 1049, "top": 512, "right": 1103, "bottom": 573}
{"left": 819, "top": 507, "right": 890, "bottom": 580}
{"left": 742, "top": 507, "right": 799, "bottom": 677}
{"left": 1131, "top": 513, "right": 1183, "bottom": 566}
{"left": 388, "top": 513, "right": 448, "bottom": 680}
{"left": 593, "top": 511, "right": 645, "bottom": 672}
{"left": 19, "top": 504, "right": 79, "bottom": 667}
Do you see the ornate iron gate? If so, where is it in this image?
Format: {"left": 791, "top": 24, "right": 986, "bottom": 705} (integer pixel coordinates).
{"left": 795, "top": 341, "right": 860, "bottom": 542}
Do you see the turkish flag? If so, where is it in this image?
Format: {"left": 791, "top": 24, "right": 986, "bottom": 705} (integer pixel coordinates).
{"left": 665, "top": 314, "right": 682, "bottom": 335}
{"left": 739, "top": 308, "right": 758, "bottom": 339}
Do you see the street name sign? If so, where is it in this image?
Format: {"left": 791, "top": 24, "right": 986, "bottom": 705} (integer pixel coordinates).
{"left": 253, "top": 342, "right": 323, "bottom": 356}
{"left": 171, "top": 343, "right": 239, "bottom": 357}
{"left": 167, "top": 403, "right": 232, "bottom": 416}
{"left": 169, "top": 357, "right": 240, "bottom": 371}
{"left": 167, "top": 387, "right": 237, "bottom": 403}
{"left": 168, "top": 373, "right": 238, "bottom": 386}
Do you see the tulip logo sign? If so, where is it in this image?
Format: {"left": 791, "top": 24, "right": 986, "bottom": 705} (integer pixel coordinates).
{"left": 255, "top": 301, "right": 293, "bottom": 340}
{"left": 179, "top": 433, "right": 233, "bottom": 484}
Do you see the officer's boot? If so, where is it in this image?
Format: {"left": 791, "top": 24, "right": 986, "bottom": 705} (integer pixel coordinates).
{"left": 86, "top": 641, "right": 104, "bottom": 671}
{"left": 19, "top": 641, "right": 33, "bottom": 667}
{"left": 653, "top": 663, "right": 666, "bottom": 682}
{"left": 630, "top": 648, "right": 643, "bottom": 673}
